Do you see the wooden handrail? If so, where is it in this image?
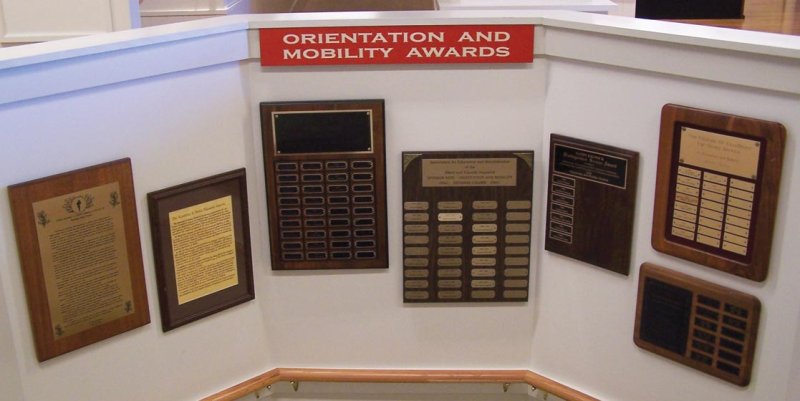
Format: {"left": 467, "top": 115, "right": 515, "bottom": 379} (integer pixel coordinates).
{"left": 201, "top": 368, "right": 600, "bottom": 401}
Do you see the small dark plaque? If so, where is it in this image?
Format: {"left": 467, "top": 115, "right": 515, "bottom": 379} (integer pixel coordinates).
{"left": 261, "top": 99, "right": 388, "bottom": 270}
{"left": 147, "top": 169, "right": 255, "bottom": 331}
{"left": 634, "top": 263, "right": 761, "bottom": 386}
{"left": 402, "top": 151, "right": 534, "bottom": 303}
{"left": 652, "top": 104, "right": 786, "bottom": 281}
{"left": 545, "top": 134, "right": 639, "bottom": 275}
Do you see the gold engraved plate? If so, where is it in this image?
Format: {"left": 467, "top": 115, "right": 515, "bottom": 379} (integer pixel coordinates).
{"left": 438, "top": 290, "right": 462, "bottom": 299}
{"left": 703, "top": 181, "right": 726, "bottom": 194}
{"left": 404, "top": 258, "right": 429, "bottom": 267}
{"left": 504, "top": 279, "right": 529, "bottom": 288}
{"left": 729, "top": 188, "right": 755, "bottom": 202}
{"left": 471, "top": 280, "right": 496, "bottom": 289}
{"left": 726, "top": 224, "right": 749, "bottom": 237}
{"left": 471, "top": 290, "right": 495, "bottom": 299}
{"left": 404, "top": 201, "right": 429, "bottom": 211}
{"left": 506, "top": 223, "right": 530, "bottom": 233}
{"left": 472, "top": 223, "right": 497, "bottom": 233}
{"left": 438, "top": 235, "right": 463, "bottom": 245}
{"left": 506, "top": 212, "right": 531, "bottom": 221}
{"left": 672, "top": 218, "right": 695, "bottom": 232}
{"left": 730, "top": 179, "right": 755, "bottom": 192}
{"left": 728, "top": 197, "right": 753, "bottom": 211}
{"left": 727, "top": 207, "right": 751, "bottom": 221}
{"left": 505, "top": 246, "right": 530, "bottom": 255}
{"left": 471, "top": 268, "right": 496, "bottom": 277}
{"left": 404, "top": 235, "right": 429, "bottom": 245}
{"left": 504, "top": 257, "right": 529, "bottom": 266}
{"left": 503, "top": 290, "right": 527, "bottom": 298}
{"left": 672, "top": 227, "right": 695, "bottom": 240}
{"left": 472, "top": 246, "right": 497, "bottom": 255}
{"left": 422, "top": 158, "right": 516, "bottom": 187}
{"left": 726, "top": 215, "right": 751, "bottom": 229}
{"left": 438, "top": 213, "right": 463, "bottom": 222}
{"left": 698, "top": 217, "right": 722, "bottom": 230}
{"left": 405, "top": 247, "right": 429, "bottom": 256}
{"left": 505, "top": 268, "right": 528, "bottom": 277}
{"left": 438, "top": 224, "right": 463, "bottom": 233}
{"left": 437, "top": 258, "right": 463, "bottom": 267}
{"left": 405, "top": 291, "right": 429, "bottom": 300}
{"left": 506, "top": 200, "right": 532, "bottom": 210}
{"left": 702, "top": 190, "right": 726, "bottom": 204}
{"left": 437, "top": 201, "right": 463, "bottom": 210}
{"left": 473, "top": 201, "right": 498, "bottom": 210}
{"left": 505, "top": 235, "right": 529, "bottom": 244}
{"left": 697, "top": 225, "right": 721, "bottom": 239}
{"left": 680, "top": 127, "right": 761, "bottom": 179}
{"left": 471, "top": 257, "right": 496, "bottom": 267}
{"left": 404, "top": 213, "right": 429, "bottom": 222}
{"left": 700, "top": 199, "right": 724, "bottom": 212}
{"left": 697, "top": 234, "right": 720, "bottom": 247}
{"left": 405, "top": 280, "right": 429, "bottom": 289}
{"left": 405, "top": 269, "right": 430, "bottom": 278}
{"left": 676, "top": 193, "right": 699, "bottom": 205}
{"left": 473, "top": 235, "right": 498, "bottom": 244}
{"left": 678, "top": 166, "right": 702, "bottom": 178}
{"left": 724, "top": 232, "right": 748, "bottom": 247}
{"left": 700, "top": 208, "right": 723, "bottom": 221}
{"left": 677, "top": 175, "right": 701, "bottom": 188}
{"left": 438, "top": 279, "right": 462, "bottom": 289}
{"left": 438, "top": 246, "right": 462, "bottom": 256}
{"left": 473, "top": 212, "right": 498, "bottom": 222}
{"left": 437, "top": 269, "right": 462, "bottom": 278}
{"left": 677, "top": 184, "right": 700, "bottom": 197}
{"left": 722, "top": 241, "right": 748, "bottom": 255}
{"left": 404, "top": 224, "right": 429, "bottom": 234}
{"left": 674, "top": 210, "right": 696, "bottom": 222}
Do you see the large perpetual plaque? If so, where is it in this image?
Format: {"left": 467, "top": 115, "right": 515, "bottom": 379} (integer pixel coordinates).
{"left": 261, "top": 100, "right": 388, "bottom": 270}
{"left": 402, "top": 151, "right": 534, "bottom": 302}
{"left": 147, "top": 169, "right": 255, "bottom": 331}
{"left": 545, "top": 134, "right": 639, "bottom": 275}
{"left": 7, "top": 159, "right": 150, "bottom": 361}
{"left": 652, "top": 104, "right": 785, "bottom": 281}
{"left": 634, "top": 263, "right": 761, "bottom": 386}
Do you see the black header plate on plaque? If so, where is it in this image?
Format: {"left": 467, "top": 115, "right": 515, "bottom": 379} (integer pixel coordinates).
{"left": 545, "top": 134, "right": 639, "bottom": 275}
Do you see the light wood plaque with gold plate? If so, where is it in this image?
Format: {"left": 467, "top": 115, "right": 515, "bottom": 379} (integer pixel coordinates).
{"left": 652, "top": 104, "right": 786, "bottom": 281}
{"left": 8, "top": 158, "right": 150, "bottom": 361}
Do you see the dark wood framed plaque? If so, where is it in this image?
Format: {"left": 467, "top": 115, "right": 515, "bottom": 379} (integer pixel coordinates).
{"left": 260, "top": 100, "right": 388, "bottom": 270}
{"left": 402, "top": 151, "right": 534, "bottom": 302}
{"left": 545, "top": 134, "right": 639, "bottom": 275}
{"left": 7, "top": 159, "right": 150, "bottom": 361}
{"left": 147, "top": 169, "right": 254, "bottom": 331}
{"left": 634, "top": 263, "right": 761, "bottom": 386}
{"left": 652, "top": 104, "right": 786, "bottom": 281}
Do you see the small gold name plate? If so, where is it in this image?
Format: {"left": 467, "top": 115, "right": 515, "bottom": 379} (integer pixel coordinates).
{"left": 403, "top": 150, "right": 534, "bottom": 303}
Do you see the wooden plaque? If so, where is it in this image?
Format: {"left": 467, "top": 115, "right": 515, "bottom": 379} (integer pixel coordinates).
{"left": 545, "top": 134, "right": 639, "bottom": 275}
{"left": 7, "top": 159, "right": 150, "bottom": 361}
{"left": 402, "top": 151, "right": 534, "bottom": 303}
{"left": 147, "top": 169, "right": 255, "bottom": 331}
{"left": 634, "top": 263, "right": 761, "bottom": 386}
{"left": 652, "top": 104, "right": 786, "bottom": 281}
{"left": 261, "top": 100, "right": 388, "bottom": 270}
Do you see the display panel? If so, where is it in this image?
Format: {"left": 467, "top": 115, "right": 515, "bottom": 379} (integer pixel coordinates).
{"left": 7, "top": 159, "right": 150, "bottom": 361}
{"left": 147, "top": 169, "right": 255, "bottom": 331}
{"left": 634, "top": 263, "right": 761, "bottom": 386}
{"left": 261, "top": 100, "right": 388, "bottom": 270}
{"left": 652, "top": 104, "right": 785, "bottom": 281}
{"left": 402, "top": 151, "right": 534, "bottom": 302}
{"left": 545, "top": 134, "right": 639, "bottom": 275}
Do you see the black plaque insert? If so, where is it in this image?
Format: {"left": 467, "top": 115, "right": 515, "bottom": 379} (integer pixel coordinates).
{"left": 545, "top": 134, "right": 639, "bottom": 275}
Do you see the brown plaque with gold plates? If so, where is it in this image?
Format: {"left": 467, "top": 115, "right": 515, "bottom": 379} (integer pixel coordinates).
{"left": 261, "top": 100, "right": 388, "bottom": 270}
{"left": 7, "top": 159, "right": 150, "bottom": 361}
{"left": 545, "top": 134, "right": 639, "bottom": 275}
{"left": 147, "top": 169, "right": 254, "bottom": 331}
{"left": 652, "top": 104, "right": 786, "bottom": 281}
{"left": 634, "top": 263, "right": 761, "bottom": 386}
{"left": 402, "top": 151, "right": 534, "bottom": 302}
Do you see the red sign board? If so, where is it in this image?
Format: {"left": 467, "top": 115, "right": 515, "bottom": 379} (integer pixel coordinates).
{"left": 260, "top": 25, "right": 534, "bottom": 66}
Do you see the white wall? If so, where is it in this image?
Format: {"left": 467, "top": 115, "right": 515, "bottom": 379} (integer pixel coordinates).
{"left": 1, "top": 10, "right": 799, "bottom": 401}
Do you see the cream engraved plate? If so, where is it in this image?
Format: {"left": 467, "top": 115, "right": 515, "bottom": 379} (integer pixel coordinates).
{"left": 402, "top": 151, "right": 534, "bottom": 302}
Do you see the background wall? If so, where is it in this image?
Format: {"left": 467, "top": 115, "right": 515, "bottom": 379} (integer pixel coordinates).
{"left": 0, "top": 11, "right": 799, "bottom": 401}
